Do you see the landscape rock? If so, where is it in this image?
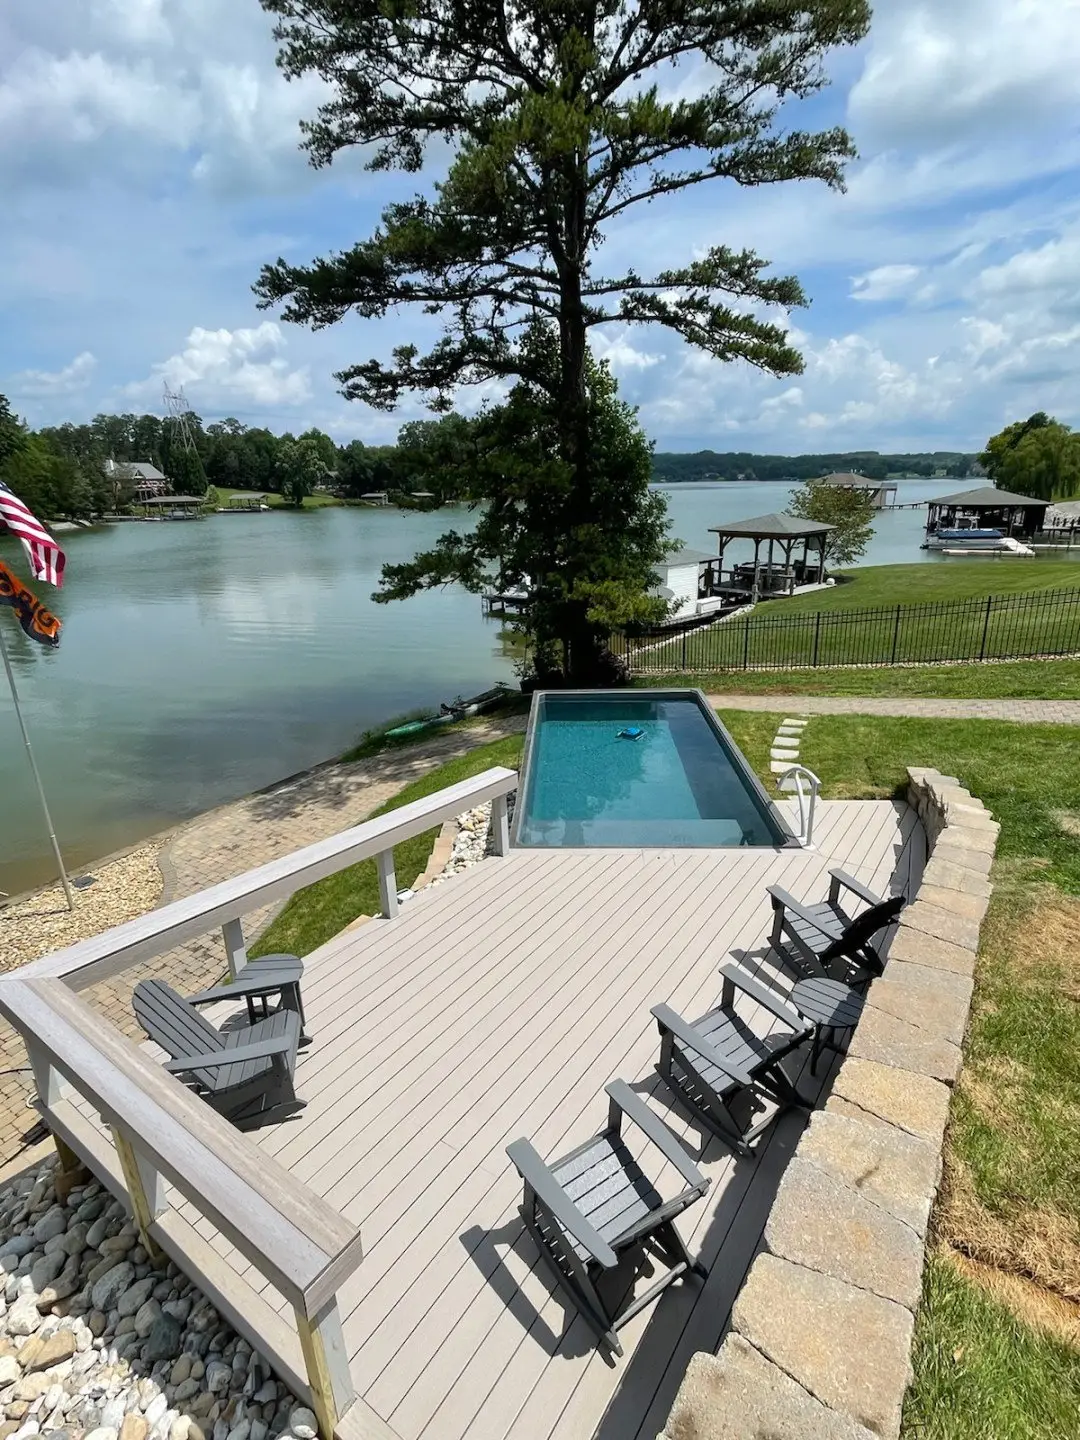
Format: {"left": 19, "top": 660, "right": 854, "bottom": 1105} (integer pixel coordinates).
{"left": 118, "top": 1418, "right": 147, "bottom": 1440}
{"left": 849, "top": 1005, "right": 962, "bottom": 1085}
{"left": 18, "top": 1332, "right": 77, "bottom": 1373}
{"left": 764, "top": 1159, "right": 924, "bottom": 1310}
{"left": 660, "top": 1335, "right": 877, "bottom": 1440}
{"left": 286, "top": 1410, "right": 316, "bottom": 1440}
{"left": 733, "top": 1254, "right": 913, "bottom": 1439}
{"left": 797, "top": 1110, "right": 940, "bottom": 1236}
{"left": 827, "top": 1058, "right": 951, "bottom": 1146}
{"left": 90, "top": 1267, "right": 134, "bottom": 1315}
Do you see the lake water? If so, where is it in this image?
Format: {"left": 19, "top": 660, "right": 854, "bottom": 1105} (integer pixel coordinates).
{"left": 0, "top": 478, "right": 1005, "bottom": 894}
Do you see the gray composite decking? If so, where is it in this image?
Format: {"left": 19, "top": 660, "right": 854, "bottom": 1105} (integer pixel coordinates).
{"left": 78, "top": 798, "right": 923, "bottom": 1440}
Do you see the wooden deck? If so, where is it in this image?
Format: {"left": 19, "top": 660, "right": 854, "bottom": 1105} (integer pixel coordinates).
{"left": 83, "top": 800, "right": 923, "bottom": 1440}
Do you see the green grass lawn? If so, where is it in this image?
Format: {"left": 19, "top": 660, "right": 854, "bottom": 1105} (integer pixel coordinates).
{"left": 902, "top": 1253, "right": 1080, "bottom": 1440}
{"left": 217, "top": 488, "right": 341, "bottom": 510}
{"left": 788, "top": 712, "right": 1080, "bottom": 1437}
{"left": 640, "top": 658, "right": 1080, "bottom": 700}
{"left": 781, "top": 559, "right": 1080, "bottom": 613}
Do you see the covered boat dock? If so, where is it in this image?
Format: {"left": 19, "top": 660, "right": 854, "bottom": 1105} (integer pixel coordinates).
{"left": 925, "top": 486, "right": 1048, "bottom": 540}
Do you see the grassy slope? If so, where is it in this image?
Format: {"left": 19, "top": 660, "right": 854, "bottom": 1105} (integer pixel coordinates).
{"left": 779, "top": 560, "right": 1080, "bottom": 613}
{"left": 903, "top": 1253, "right": 1080, "bottom": 1440}
{"left": 791, "top": 713, "right": 1080, "bottom": 1438}
{"left": 640, "top": 658, "right": 1080, "bottom": 699}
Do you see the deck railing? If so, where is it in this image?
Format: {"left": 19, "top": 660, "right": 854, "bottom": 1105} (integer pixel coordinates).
{"left": 18, "top": 766, "right": 519, "bottom": 990}
{"left": 0, "top": 765, "right": 519, "bottom": 1440}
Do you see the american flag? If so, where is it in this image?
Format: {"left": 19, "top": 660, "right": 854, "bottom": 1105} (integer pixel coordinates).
{"left": 0, "top": 481, "right": 65, "bottom": 588}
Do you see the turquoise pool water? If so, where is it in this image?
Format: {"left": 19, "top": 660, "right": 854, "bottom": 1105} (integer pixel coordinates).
{"left": 514, "top": 692, "right": 792, "bottom": 848}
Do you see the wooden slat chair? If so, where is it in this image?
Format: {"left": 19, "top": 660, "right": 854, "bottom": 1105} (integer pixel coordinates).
{"left": 132, "top": 979, "right": 305, "bottom": 1130}
{"left": 767, "top": 868, "right": 905, "bottom": 988}
{"left": 651, "top": 963, "right": 814, "bottom": 1156}
{"left": 506, "top": 1079, "right": 709, "bottom": 1357}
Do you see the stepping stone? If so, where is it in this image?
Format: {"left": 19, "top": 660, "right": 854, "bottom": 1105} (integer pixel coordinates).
{"left": 771, "top": 749, "right": 800, "bottom": 762}
{"left": 771, "top": 760, "right": 799, "bottom": 774}
{"left": 782, "top": 718, "right": 809, "bottom": 726}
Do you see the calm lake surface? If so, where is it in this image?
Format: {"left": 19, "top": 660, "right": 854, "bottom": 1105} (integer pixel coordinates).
{"left": 0, "top": 478, "right": 1023, "bottom": 894}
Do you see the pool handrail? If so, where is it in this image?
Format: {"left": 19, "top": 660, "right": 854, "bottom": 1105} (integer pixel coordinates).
{"left": 775, "top": 765, "right": 822, "bottom": 848}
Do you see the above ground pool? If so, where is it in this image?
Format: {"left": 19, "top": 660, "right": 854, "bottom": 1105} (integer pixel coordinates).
{"left": 512, "top": 689, "right": 796, "bottom": 848}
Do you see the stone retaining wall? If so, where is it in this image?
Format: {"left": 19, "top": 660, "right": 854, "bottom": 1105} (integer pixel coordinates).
{"left": 659, "top": 767, "right": 999, "bottom": 1440}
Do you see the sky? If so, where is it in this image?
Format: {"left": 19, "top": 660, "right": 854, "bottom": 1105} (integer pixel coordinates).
{"left": 1, "top": 0, "right": 1079, "bottom": 455}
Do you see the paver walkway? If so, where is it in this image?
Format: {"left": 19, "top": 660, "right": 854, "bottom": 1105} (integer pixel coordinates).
{"left": 708, "top": 694, "right": 1080, "bottom": 724}
{"left": 0, "top": 715, "right": 526, "bottom": 1166}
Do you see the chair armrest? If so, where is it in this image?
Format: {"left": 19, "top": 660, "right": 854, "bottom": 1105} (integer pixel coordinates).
{"left": 163, "top": 1033, "right": 295, "bottom": 1072}
{"left": 187, "top": 975, "right": 287, "bottom": 1005}
{"left": 717, "top": 964, "right": 807, "bottom": 1034}
{"left": 651, "top": 1004, "right": 754, "bottom": 1088}
{"left": 766, "top": 885, "right": 840, "bottom": 940}
{"left": 829, "top": 868, "right": 885, "bottom": 908}
{"left": 604, "top": 1080, "right": 708, "bottom": 1194}
{"left": 506, "top": 1138, "right": 618, "bottom": 1269}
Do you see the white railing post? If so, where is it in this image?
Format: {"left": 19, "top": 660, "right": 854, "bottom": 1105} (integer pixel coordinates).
{"left": 376, "top": 849, "right": 399, "bottom": 918}
{"left": 490, "top": 793, "right": 510, "bottom": 855}
{"left": 222, "top": 917, "right": 247, "bottom": 977}
{"left": 25, "top": 1037, "right": 65, "bottom": 1108}
{"left": 294, "top": 1297, "right": 355, "bottom": 1440}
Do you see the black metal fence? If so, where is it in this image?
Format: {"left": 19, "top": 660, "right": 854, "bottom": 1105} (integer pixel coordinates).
{"left": 619, "top": 587, "right": 1080, "bottom": 674}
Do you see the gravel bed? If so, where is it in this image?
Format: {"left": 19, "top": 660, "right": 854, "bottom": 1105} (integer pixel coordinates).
{"left": 0, "top": 850, "right": 164, "bottom": 975}
{"left": 428, "top": 794, "right": 517, "bottom": 886}
{"left": 0, "top": 1156, "right": 313, "bottom": 1440}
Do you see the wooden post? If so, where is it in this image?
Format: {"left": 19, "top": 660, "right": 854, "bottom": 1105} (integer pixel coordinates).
{"left": 375, "top": 849, "right": 398, "bottom": 918}
{"left": 295, "top": 1298, "right": 355, "bottom": 1440}
{"left": 490, "top": 794, "right": 510, "bottom": 855}
{"left": 111, "top": 1126, "right": 165, "bottom": 1262}
{"left": 222, "top": 917, "right": 247, "bottom": 978}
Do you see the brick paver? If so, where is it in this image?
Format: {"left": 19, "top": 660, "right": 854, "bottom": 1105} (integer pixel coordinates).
{"left": 0, "top": 716, "right": 526, "bottom": 1165}
{"left": 707, "top": 695, "right": 1080, "bottom": 724}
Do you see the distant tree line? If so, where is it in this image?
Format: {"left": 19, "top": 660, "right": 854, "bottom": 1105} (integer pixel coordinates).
{"left": 650, "top": 449, "right": 978, "bottom": 483}
{"left": 0, "top": 394, "right": 488, "bottom": 519}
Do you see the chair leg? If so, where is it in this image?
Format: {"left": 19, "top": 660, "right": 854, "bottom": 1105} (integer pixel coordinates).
{"left": 520, "top": 1204, "right": 622, "bottom": 1357}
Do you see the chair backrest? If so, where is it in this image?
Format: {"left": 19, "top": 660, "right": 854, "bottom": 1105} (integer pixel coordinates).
{"left": 133, "top": 979, "right": 224, "bottom": 1065}
{"left": 820, "top": 894, "right": 905, "bottom": 967}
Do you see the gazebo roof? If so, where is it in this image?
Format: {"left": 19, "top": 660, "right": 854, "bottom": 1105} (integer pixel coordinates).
{"left": 661, "top": 546, "right": 716, "bottom": 566}
{"left": 141, "top": 495, "right": 203, "bottom": 505}
{"left": 930, "top": 486, "right": 1047, "bottom": 508}
{"left": 708, "top": 512, "right": 834, "bottom": 539}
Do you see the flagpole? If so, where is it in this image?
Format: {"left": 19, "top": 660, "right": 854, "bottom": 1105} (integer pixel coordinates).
{"left": 0, "top": 620, "right": 75, "bottom": 911}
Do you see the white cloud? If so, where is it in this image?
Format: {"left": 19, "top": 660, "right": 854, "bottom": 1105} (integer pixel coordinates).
{"left": 851, "top": 264, "right": 921, "bottom": 302}
{"left": 592, "top": 329, "right": 663, "bottom": 373}
{"left": 9, "top": 352, "right": 97, "bottom": 398}
{"left": 849, "top": 0, "right": 1080, "bottom": 149}
{"left": 127, "top": 323, "right": 311, "bottom": 409}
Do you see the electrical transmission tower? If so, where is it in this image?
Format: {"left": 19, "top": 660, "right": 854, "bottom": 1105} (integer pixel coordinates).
{"left": 163, "top": 383, "right": 199, "bottom": 453}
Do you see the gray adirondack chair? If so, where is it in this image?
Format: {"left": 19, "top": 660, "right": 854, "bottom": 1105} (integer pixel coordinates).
{"left": 652, "top": 963, "right": 814, "bottom": 1156}
{"left": 506, "top": 1079, "right": 710, "bottom": 1356}
{"left": 767, "top": 868, "right": 905, "bottom": 988}
{"left": 132, "top": 979, "right": 305, "bottom": 1129}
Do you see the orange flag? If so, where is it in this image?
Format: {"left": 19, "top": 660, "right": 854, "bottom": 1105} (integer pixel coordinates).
{"left": 0, "top": 559, "right": 62, "bottom": 647}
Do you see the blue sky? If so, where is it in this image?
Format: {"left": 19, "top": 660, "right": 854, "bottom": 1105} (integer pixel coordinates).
{"left": 2, "top": 0, "right": 1079, "bottom": 454}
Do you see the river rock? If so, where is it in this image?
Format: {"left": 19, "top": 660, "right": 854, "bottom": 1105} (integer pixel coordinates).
{"left": 84, "top": 1220, "right": 109, "bottom": 1251}
{"left": 17, "top": 1332, "right": 76, "bottom": 1373}
{"left": 0, "top": 1358, "right": 18, "bottom": 1387}
{"left": 28, "top": 1255, "right": 65, "bottom": 1295}
{"left": 142, "top": 1316, "right": 182, "bottom": 1365}
{"left": 119, "top": 1418, "right": 148, "bottom": 1440}
{"left": 169, "top": 1419, "right": 190, "bottom": 1440}
{"left": 288, "top": 1408, "right": 317, "bottom": 1440}
{"left": 118, "top": 1279, "right": 156, "bottom": 1319}
{"left": 204, "top": 1364, "right": 231, "bottom": 1397}
{"left": 84, "top": 1428, "right": 119, "bottom": 1440}
{"left": 13, "top": 1375, "right": 53, "bottom": 1403}
{"left": 31, "top": 1212, "right": 66, "bottom": 1247}
{"left": 59, "top": 1227, "right": 87, "bottom": 1260}
{"left": 144, "top": 1396, "right": 168, "bottom": 1429}
{"left": 99, "top": 1236, "right": 136, "bottom": 1259}
{"left": 99, "top": 1399, "right": 128, "bottom": 1434}
{"left": 91, "top": 1265, "right": 134, "bottom": 1313}
{"left": 6, "top": 1299, "right": 41, "bottom": 1338}
{"left": 1, "top": 1242, "right": 32, "bottom": 1263}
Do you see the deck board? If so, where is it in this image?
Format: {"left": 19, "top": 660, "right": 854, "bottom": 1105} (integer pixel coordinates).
{"left": 76, "top": 801, "right": 923, "bottom": 1440}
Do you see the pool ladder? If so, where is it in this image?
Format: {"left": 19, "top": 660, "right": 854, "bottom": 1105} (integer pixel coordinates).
{"left": 776, "top": 766, "right": 822, "bottom": 848}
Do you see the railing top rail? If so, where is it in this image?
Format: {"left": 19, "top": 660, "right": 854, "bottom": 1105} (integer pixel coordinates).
{"left": 0, "top": 976, "right": 361, "bottom": 1316}
{"left": 18, "top": 765, "right": 519, "bottom": 992}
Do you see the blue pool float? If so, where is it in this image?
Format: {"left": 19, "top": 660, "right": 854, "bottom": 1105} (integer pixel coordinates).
{"left": 617, "top": 725, "right": 645, "bottom": 740}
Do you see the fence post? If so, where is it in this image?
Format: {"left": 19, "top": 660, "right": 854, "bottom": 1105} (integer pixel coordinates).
{"left": 978, "top": 593, "right": 993, "bottom": 660}
{"left": 890, "top": 604, "right": 902, "bottom": 665}
{"left": 681, "top": 628, "right": 687, "bottom": 669}
{"left": 742, "top": 614, "right": 751, "bottom": 670}
{"left": 811, "top": 613, "right": 821, "bottom": 668}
